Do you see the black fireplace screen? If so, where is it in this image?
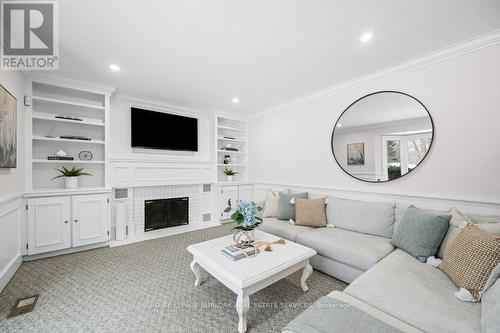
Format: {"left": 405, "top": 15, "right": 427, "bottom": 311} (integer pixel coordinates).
{"left": 144, "top": 197, "right": 189, "bottom": 232}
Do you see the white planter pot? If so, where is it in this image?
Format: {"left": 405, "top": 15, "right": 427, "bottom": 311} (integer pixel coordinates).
{"left": 65, "top": 177, "right": 79, "bottom": 188}
{"left": 233, "top": 229, "right": 256, "bottom": 248}
{"left": 226, "top": 175, "right": 233, "bottom": 182}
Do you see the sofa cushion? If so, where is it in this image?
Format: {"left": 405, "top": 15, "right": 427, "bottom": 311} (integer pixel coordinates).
{"left": 278, "top": 190, "right": 308, "bottom": 221}
{"left": 345, "top": 249, "right": 481, "bottom": 333}
{"left": 391, "top": 206, "right": 450, "bottom": 262}
{"left": 257, "top": 217, "right": 312, "bottom": 242}
{"left": 295, "top": 227, "right": 394, "bottom": 271}
{"left": 295, "top": 197, "right": 327, "bottom": 227}
{"left": 328, "top": 198, "right": 395, "bottom": 238}
{"left": 481, "top": 277, "right": 500, "bottom": 333}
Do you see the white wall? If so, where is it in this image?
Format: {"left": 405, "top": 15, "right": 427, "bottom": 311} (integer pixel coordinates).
{"left": 0, "top": 69, "right": 25, "bottom": 291}
{"left": 248, "top": 43, "right": 500, "bottom": 204}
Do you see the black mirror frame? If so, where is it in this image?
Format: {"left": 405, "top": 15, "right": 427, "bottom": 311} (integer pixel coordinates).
{"left": 331, "top": 90, "right": 435, "bottom": 183}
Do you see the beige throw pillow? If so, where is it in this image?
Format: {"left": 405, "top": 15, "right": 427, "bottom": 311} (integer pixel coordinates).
{"left": 439, "top": 223, "right": 500, "bottom": 301}
{"left": 262, "top": 189, "right": 280, "bottom": 217}
{"left": 294, "top": 198, "right": 327, "bottom": 227}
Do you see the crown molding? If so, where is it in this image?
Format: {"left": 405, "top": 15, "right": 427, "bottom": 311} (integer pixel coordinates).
{"left": 251, "top": 29, "right": 500, "bottom": 119}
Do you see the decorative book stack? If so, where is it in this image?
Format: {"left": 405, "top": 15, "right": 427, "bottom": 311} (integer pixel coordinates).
{"left": 221, "top": 245, "right": 255, "bottom": 261}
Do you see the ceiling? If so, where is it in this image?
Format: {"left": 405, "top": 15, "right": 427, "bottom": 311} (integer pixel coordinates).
{"left": 45, "top": 0, "right": 500, "bottom": 115}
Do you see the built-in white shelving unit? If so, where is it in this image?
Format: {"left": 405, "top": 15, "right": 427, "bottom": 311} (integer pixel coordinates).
{"left": 215, "top": 115, "right": 247, "bottom": 183}
{"left": 25, "top": 78, "right": 113, "bottom": 194}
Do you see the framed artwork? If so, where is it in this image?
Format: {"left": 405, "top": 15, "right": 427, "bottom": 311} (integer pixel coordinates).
{"left": 347, "top": 143, "right": 364, "bottom": 165}
{"left": 0, "top": 85, "right": 17, "bottom": 168}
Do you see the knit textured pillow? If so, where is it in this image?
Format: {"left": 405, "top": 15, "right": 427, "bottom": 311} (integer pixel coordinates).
{"left": 439, "top": 223, "right": 500, "bottom": 301}
{"left": 294, "top": 198, "right": 327, "bottom": 227}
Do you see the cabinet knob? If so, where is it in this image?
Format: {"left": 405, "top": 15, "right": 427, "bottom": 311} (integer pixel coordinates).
{"left": 64, "top": 220, "right": 69, "bottom": 224}
{"left": 74, "top": 219, "right": 79, "bottom": 223}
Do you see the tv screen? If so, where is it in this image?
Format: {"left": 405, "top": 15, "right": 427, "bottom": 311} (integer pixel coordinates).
{"left": 131, "top": 107, "right": 198, "bottom": 151}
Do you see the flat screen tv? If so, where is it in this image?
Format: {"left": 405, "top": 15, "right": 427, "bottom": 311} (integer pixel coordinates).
{"left": 131, "top": 107, "right": 198, "bottom": 151}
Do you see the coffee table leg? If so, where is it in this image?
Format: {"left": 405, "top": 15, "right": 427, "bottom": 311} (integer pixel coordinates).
{"left": 301, "top": 262, "right": 313, "bottom": 292}
{"left": 190, "top": 259, "right": 204, "bottom": 287}
{"left": 236, "top": 291, "right": 249, "bottom": 333}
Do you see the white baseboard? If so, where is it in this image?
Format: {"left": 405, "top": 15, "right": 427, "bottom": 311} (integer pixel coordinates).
{"left": 23, "top": 242, "right": 109, "bottom": 261}
{"left": 0, "top": 255, "right": 22, "bottom": 293}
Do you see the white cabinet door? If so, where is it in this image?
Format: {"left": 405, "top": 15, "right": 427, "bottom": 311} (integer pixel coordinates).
{"left": 72, "top": 194, "right": 110, "bottom": 247}
{"left": 220, "top": 186, "right": 239, "bottom": 219}
{"left": 238, "top": 185, "right": 253, "bottom": 203}
{"left": 27, "top": 196, "right": 71, "bottom": 255}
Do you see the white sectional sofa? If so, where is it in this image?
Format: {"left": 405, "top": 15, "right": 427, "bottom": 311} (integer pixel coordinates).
{"left": 257, "top": 196, "right": 500, "bottom": 333}
{"left": 259, "top": 197, "right": 397, "bottom": 282}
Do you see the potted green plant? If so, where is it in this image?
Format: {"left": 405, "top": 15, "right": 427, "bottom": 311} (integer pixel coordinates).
{"left": 52, "top": 166, "right": 92, "bottom": 188}
{"left": 223, "top": 167, "right": 238, "bottom": 182}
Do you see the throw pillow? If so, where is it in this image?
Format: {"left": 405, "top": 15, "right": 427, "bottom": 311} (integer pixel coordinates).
{"left": 262, "top": 189, "right": 280, "bottom": 217}
{"left": 278, "top": 191, "right": 308, "bottom": 220}
{"left": 439, "top": 223, "right": 500, "bottom": 301}
{"left": 294, "top": 198, "right": 327, "bottom": 227}
{"left": 391, "top": 205, "right": 451, "bottom": 262}
{"left": 438, "top": 207, "right": 500, "bottom": 259}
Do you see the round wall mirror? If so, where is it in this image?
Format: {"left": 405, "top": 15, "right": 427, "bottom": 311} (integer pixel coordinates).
{"left": 331, "top": 91, "right": 434, "bottom": 183}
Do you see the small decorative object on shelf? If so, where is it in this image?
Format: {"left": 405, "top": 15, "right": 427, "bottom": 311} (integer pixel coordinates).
{"left": 223, "top": 155, "right": 231, "bottom": 164}
{"left": 55, "top": 115, "right": 82, "bottom": 122}
{"left": 222, "top": 143, "right": 239, "bottom": 151}
{"left": 56, "top": 150, "right": 67, "bottom": 157}
{"left": 223, "top": 167, "right": 238, "bottom": 182}
{"left": 78, "top": 150, "right": 93, "bottom": 161}
{"left": 50, "top": 150, "right": 73, "bottom": 160}
{"left": 60, "top": 135, "right": 91, "bottom": 141}
{"left": 231, "top": 201, "right": 263, "bottom": 248}
{"left": 52, "top": 166, "right": 92, "bottom": 188}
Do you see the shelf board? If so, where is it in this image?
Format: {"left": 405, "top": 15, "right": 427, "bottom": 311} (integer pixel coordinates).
{"left": 33, "top": 136, "right": 105, "bottom": 145}
{"left": 32, "top": 96, "right": 105, "bottom": 110}
{"left": 24, "top": 187, "right": 112, "bottom": 198}
{"left": 217, "top": 150, "right": 245, "bottom": 154}
{"left": 217, "top": 125, "right": 245, "bottom": 132}
{"left": 32, "top": 112, "right": 105, "bottom": 127}
{"left": 33, "top": 159, "right": 105, "bottom": 164}
{"left": 217, "top": 137, "right": 245, "bottom": 143}
{"left": 217, "top": 164, "right": 245, "bottom": 167}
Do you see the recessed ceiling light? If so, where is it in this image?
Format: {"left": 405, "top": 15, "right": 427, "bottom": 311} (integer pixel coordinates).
{"left": 337, "top": 123, "right": 343, "bottom": 127}
{"left": 232, "top": 97, "right": 239, "bottom": 104}
{"left": 109, "top": 64, "right": 120, "bottom": 71}
{"left": 360, "top": 32, "right": 373, "bottom": 43}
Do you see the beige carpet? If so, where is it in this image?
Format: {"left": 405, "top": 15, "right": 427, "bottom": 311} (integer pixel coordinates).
{"left": 0, "top": 224, "right": 347, "bottom": 332}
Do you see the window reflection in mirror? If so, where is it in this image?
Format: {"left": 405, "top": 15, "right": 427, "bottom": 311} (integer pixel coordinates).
{"left": 331, "top": 91, "right": 433, "bottom": 183}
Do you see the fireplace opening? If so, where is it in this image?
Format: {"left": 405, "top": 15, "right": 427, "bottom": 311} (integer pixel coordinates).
{"left": 144, "top": 197, "right": 189, "bottom": 232}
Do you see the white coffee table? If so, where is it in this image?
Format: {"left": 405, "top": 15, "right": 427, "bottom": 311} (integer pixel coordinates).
{"left": 187, "top": 230, "right": 317, "bottom": 333}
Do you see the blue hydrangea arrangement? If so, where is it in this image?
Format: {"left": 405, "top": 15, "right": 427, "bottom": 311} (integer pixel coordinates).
{"left": 231, "top": 201, "right": 263, "bottom": 231}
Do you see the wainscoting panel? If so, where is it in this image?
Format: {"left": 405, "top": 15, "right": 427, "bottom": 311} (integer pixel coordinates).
{"left": 110, "top": 162, "right": 215, "bottom": 187}
{"left": 0, "top": 194, "right": 23, "bottom": 292}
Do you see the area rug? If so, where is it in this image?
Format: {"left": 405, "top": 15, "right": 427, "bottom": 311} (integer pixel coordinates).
{"left": 0, "top": 224, "right": 347, "bottom": 332}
